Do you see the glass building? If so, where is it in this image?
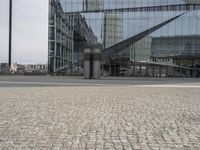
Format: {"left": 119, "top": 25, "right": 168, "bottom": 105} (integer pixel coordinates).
{"left": 48, "top": 0, "right": 200, "bottom": 77}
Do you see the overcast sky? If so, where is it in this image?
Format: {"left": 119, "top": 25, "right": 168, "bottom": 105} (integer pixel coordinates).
{"left": 0, "top": 0, "right": 48, "bottom": 64}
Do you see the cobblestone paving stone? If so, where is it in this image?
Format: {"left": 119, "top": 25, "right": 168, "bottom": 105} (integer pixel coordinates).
{"left": 0, "top": 86, "right": 200, "bottom": 150}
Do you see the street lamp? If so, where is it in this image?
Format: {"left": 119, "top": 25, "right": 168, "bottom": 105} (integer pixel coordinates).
{"left": 8, "top": 0, "right": 12, "bottom": 68}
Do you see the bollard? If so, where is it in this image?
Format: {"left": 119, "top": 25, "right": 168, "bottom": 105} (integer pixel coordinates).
{"left": 93, "top": 48, "right": 101, "bottom": 79}
{"left": 84, "top": 49, "right": 92, "bottom": 79}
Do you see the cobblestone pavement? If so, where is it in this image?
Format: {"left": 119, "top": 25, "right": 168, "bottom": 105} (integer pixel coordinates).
{"left": 0, "top": 85, "right": 200, "bottom": 150}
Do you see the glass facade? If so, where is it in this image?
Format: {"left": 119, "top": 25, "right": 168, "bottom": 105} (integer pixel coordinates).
{"left": 48, "top": 0, "right": 200, "bottom": 77}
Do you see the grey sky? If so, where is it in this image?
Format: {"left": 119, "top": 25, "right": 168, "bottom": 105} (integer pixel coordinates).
{"left": 0, "top": 0, "right": 48, "bottom": 64}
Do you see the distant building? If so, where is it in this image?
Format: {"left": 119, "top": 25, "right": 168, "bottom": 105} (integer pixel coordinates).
{"left": 83, "top": 0, "right": 103, "bottom": 11}
{"left": 151, "top": 35, "right": 200, "bottom": 67}
{"left": 10, "top": 63, "right": 24, "bottom": 73}
{"left": 183, "top": 0, "right": 200, "bottom": 4}
{"left": 9, "top": 63, "right": 47, "bottom": 74}
{"left": 24, "top": 64, "right": 47, "bottom": 73}
{"left": 0, "top": 63, "right": 9, "bottom": 73}
{"left": 103, "top": 12, "right": 123, "bottom": 49}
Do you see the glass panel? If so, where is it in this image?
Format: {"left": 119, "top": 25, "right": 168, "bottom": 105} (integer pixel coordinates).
{"left": 49, "top": 0, "right": 200, "bottom": 76}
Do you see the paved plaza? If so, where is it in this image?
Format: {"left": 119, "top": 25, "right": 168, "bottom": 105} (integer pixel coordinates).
{"left": 0, "top": 76, "right": 200, "bottom": 150}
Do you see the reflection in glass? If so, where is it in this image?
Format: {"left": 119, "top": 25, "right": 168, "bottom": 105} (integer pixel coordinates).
{"left": 48, "top": 0, "right": 200, "bottom": 77}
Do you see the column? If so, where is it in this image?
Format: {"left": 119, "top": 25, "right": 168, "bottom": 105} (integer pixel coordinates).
{"left": 84, "top": 49, "right": 92, "bottom": 79}
{"left": 93, "top": 48, "right": 101, "bottom": 79}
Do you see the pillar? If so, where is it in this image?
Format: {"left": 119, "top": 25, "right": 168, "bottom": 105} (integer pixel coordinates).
{"left": 9, "top": 0, "right": 13, "bottom": 68}
{"left": 173, "top": 67, "right": 176, "bottom": 77}
{"left": 139, "top": 65, "right": 142, "bottom": 76}
{"left": 93, "top": 48, "right": 101, "bottom": 79}
{"left": 152, "top": 66, "right": 155, "bottom": 77}
{"left": 84, "top": 49, "right": 91, "bottom": 79}
{"left": 159, "top": 66, "right": 162, "bottom": 78}
{"left": 132, "top": 62, "right": 135, "bottom": 76}
{"left": 145, "top": 64, "right": 149, "bottom": 77}
{"left": 166, "top": 66, "right": 168, "bottom": 77}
